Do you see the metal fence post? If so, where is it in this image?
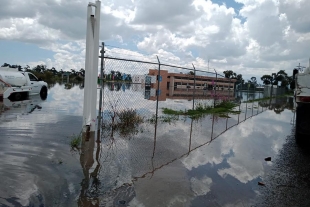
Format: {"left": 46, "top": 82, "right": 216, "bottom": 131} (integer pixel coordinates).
{"left": 229, "top": 78, "right": 231, "bottom": 98}
{"left": 97, "top": 42, "right": 105, "bottom": 139}
{"left": 192, "top": 64, "right": 196, "bottom": 110}
{"left": 156, "top": 56, "right": 160, "bottom": 118}
{"left": 214, "top": 69, "right": 217, "bottom": 108}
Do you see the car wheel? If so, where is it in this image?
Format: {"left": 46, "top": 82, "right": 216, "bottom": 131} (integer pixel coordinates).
{"left": 40, "top": 87, "right": 48, "bottom": 100}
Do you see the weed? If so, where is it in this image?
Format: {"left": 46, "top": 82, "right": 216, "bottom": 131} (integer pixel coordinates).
{"left": 117, "top": 109, "right": 143, "bottom": 127}
{"left": 70, "top": 133, "right": 82, "bottom": 150}
{"left": 101, "top": 108, "right": 145, "bottom": 139}
{"left": 161, "top": 115, "right": 179, "bottom": 123}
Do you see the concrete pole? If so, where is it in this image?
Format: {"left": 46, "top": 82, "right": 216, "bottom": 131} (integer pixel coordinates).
{"left": 83, "top": 1, "right": 101, "bottom": 132}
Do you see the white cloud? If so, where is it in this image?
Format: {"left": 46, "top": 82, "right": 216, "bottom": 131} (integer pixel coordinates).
{"left": 0, "top": 0, "right": 309, "bottom": 78}
{"left": 190, "top": 176, "right": 213, "bottom": 196}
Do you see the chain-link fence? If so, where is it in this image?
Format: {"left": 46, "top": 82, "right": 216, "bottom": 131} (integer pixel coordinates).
{"left": 101, "top": 55, "right": 236, "bottom": 119}
{"left": 263, "top": 85, "right": 286, "bottom": 97}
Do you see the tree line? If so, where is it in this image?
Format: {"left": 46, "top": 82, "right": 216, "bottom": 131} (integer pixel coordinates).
{"left": 1, "top": 63, "right": 85, "bottom": 82}
{"left": 2, "top": 62, "right": 294, "bottom": 89}
{"left": 222, "top": 69, "right": 294, "bottom": 90}
{"left": 1, "top": 63, "right": 132, "bottom": 82}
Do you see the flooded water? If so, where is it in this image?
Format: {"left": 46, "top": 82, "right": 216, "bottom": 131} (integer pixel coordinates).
{"left": 0, "top": 83, "right": 295, "bottom": 207}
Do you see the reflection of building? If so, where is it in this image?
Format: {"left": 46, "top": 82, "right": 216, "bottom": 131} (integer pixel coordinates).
{"left": 147, "top": 69, "right": 237, "bottom": 101}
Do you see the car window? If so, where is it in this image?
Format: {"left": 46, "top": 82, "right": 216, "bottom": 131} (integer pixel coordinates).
{"left": 28, "top": 73, "right": 38, "bottom": 81}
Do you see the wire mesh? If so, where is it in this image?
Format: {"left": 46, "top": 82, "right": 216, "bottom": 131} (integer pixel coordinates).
{"left": 100, "top": 56, "right": 236, "bottom": 140}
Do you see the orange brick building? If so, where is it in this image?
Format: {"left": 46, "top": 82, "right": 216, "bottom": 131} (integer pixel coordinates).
{"left": 147, "top": 69, "right": 237, "bottom": 101}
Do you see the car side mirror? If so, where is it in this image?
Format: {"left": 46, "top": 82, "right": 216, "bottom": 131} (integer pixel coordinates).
{"left": 38, "top": 78, "right": 43, "bottom": 81}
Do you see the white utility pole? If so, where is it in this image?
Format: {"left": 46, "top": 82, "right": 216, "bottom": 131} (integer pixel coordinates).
{"left": 83, "top": 0, "right": 101, "bottom": 132}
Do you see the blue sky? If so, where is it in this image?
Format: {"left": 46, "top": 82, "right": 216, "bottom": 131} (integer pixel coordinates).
{"left": 0, "top": 40, "right": 54, "bottom": 66}
{"left": 0, "top": 0, "right": 310, "bottom": 81}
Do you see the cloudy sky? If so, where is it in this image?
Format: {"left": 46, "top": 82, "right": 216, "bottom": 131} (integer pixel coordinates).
{"left": 0, "top": 0, "right": 310, "bottom": 81}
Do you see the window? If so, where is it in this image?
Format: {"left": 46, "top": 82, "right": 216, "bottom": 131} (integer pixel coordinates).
{"left": 28, "top": 73, "right": 38, "bottom": 81}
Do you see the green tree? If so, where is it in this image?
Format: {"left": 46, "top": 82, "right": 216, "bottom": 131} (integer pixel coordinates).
{"left": 1, "top": 63, "right": 11, "bottom": 67}
{"left": 236, "top": 74, "right": 244, "bottom": 84}
{"left": 261, "top": 70, "right": 291, "bottom": 89}
{"left": 223, "top": 70, "right": 236, "bottom": 79}
{"left": 24, "top": 65, "right": 31, "bottom": 72}
{"left": 261, "top": 75, "right": 273, "bottom": 85}
{"left": 247, "top": 77, "right": 257, "bottom": 89}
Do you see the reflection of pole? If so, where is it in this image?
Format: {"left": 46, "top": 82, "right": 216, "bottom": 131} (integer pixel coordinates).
{"left": 152, "top": 117, "right": 158, "bottom": 159}
{"left": 252, "top": 101, "right": 254, "bottom": 116}
{"left": 150, "top": 116, "right": 158, "bottom": 179}
{"left": 192, "top": 64, "right": 196, "bottom": 110}
{"left": 245, "top": 102, "right": 247, "bottom": 120}
{"left": 152, "top": 104, "right": 159, "bottom": 159}
{"left": 237, "top": 105, "right": 240, "bottom": 124}
{"left": 211, "top": 114, "right": 215, "bottom": 140}
{"left": 188, "top": 119, "right": 193, "bottom": 154}
{"left": 269, "top": 94, "right": 272, "bottom": 110}
{"left": 78, "top": 132, "right": 99, "bottom": 207}
{"left": 226, "top": 116, "right": 228, "bottom": 130}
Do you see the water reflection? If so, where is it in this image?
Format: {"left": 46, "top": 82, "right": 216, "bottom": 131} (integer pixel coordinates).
{"left": 89, "top": 92, "right": 294, "bottom": 206}
{"left": 0, "top": 83, "right": 295, "bottom": 207}
{"left": 78, "top": 132, "right": 100, "bottom": 207}
{"left": 0, "top": 94, "right": 46, "bottom": 123}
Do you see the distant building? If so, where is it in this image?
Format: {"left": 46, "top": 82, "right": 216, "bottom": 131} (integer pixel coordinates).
{"left": 147, "top": 69, "right": 237, "bottom": 101}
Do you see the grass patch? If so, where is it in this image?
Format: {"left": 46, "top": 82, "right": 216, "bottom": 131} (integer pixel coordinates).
{"left": 162, "top": 101, "right": 238, "bottom": 118}
{"left": 162, "top": 108, "right": 184, "bottom": 115}
{"left": 70, "top": 133, "right": 82, "bottom": 150}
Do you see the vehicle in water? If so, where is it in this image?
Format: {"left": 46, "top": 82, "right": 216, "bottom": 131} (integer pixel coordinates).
{"left": 0, "top": 67, "right": 48, "bottom": 100}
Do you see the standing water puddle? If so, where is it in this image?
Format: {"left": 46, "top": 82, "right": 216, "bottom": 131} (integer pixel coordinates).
{"left": 0, "top": 83, "right": 295, "bottom": 207}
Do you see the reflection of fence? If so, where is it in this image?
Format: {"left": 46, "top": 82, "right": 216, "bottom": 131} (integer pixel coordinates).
{"left": 264, "top": 85, "right": 286, "bottom": 97}
{"left": 97, "top": 100, "right": 271, "bottom": 197}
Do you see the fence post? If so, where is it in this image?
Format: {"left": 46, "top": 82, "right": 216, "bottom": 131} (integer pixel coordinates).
{"left": 97, "top": 42, "right": 105, "bottom": 138}
{"left": 192, "top": 64, "right": 196, "bottom": 110}
{"left": 83, "top": 0, "right": 101, "bottom": 132}
{"left": 214, "top": 69, "right": 217, "bottom": 108}
{"left": 229, "top": 78, "right": 231, "bottom": 98}
{"left": 156, "top": 56, "right": 161, "bottom": 118}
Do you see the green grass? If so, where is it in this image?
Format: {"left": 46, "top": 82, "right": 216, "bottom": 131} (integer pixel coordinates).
{"left": 70, "top": 133, "right": 81, "bottom": 150}
{"left": 162, "top": 108, "right": 184, "bottom": 115}
{"left": 162, "top": 101, "right": 238, "bottom": 118}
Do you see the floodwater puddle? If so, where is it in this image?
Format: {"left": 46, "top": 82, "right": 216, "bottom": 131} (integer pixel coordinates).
{"left": 0, "top": 83, "right": 295, "bottom": 207}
